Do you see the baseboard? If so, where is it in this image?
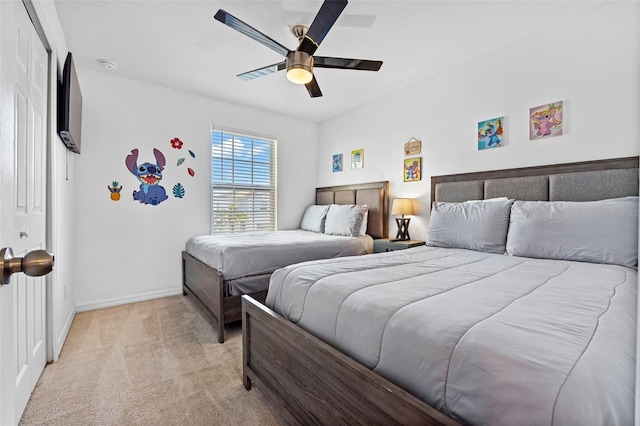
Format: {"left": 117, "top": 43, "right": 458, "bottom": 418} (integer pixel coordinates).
{"left": 54, "top": 303, "right": 76, "bottom": 361}
{"left": 75, "top": 288, "right": 184, "bottom": 313}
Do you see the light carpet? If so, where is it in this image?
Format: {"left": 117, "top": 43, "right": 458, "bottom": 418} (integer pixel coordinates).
{"left": 20, "top": 295, "right": 285, "bottom": 425}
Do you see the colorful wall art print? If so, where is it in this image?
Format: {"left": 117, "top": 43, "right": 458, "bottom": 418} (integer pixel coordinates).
{"left": 351, "top": 149, "right": 364, "bottom": 169}
{"left": 404, "top": 157, "right": 421, "bottom": 182}
{"left": 125, "top": 148, "right": 168, "bottom": 206}
{"left": 478, "top": 117, "right": 504, "bottom": 150}
{"left": 332, "top": 154, "right": 343, "bottom": 172}
{"left": 530, "top": 101, "right": 563, "bottom": 140}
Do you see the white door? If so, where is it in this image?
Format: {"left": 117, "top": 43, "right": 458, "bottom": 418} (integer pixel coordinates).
{"left": 0, "top": 1, "right": 50, "bottom": 423}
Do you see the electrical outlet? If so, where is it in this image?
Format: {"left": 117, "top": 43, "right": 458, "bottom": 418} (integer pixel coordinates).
{"left": 64, "top": 285, "right": 68, "bottom": 300}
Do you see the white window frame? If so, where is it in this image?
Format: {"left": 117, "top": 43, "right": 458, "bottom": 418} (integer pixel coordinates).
{"left": 210, "top": 126, "right": 277, "bottom": 233}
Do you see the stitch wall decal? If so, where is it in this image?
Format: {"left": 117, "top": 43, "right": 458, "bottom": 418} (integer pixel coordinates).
{"left": 112, "top": 137, "right": 197, "bottom": 206}
{"left": 108, "top": 181, "right": 122, "bottom": 201}
{"left": 125, "top": 148, "right": 169, "bottom": 206}
{"left": 173, "top": 183, "right": 185, "bottom": 198}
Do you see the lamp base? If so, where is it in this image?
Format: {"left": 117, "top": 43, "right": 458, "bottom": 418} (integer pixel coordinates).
{"left": 394, "top": 217, "right": 411, "bottom": 241}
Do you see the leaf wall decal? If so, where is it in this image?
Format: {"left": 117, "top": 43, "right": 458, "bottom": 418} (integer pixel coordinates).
{"left": 173, "top": 183, "right": 185, "bottom": 198}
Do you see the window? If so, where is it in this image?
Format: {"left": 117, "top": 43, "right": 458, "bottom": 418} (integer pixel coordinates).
{"left": 211, "top": 127, "right": 276, "bottom": 233}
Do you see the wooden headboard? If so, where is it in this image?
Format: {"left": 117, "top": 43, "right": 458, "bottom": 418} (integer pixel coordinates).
{"left": 316, "top": 181, "right": 389, "bottom": 239}
{"left": 431, "top": 157, "right": 639, "bottom": 205}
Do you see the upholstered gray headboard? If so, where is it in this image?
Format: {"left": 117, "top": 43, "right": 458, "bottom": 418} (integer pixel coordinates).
{"left": 431, "top": 157, "right": 639, "bottom": 205}
{"left": 316, "top": 181, "right": 389, "bottom": 239}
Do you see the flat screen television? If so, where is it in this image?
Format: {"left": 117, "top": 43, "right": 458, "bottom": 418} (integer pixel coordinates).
{"left": 58, "top": 52, "right": 82, "bottom": 153}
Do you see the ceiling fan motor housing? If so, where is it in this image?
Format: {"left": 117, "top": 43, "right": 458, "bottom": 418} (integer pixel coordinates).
{"left": 286, "top": 51, "right": 314, "bottom": 84}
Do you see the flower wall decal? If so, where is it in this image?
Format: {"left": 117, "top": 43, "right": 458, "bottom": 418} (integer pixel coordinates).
{"left": 170, "top": 138, "right": 184, "bottom": 149}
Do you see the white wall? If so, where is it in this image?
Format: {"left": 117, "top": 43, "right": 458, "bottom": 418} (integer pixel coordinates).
{"left": 73, "top": 69, "right": 317, "bottom": 310}
{"left": 49, "top": 144, "right": 76, "bottom": 359}
{"left": 316, "top": 2, "right": 640, "bottom": 241}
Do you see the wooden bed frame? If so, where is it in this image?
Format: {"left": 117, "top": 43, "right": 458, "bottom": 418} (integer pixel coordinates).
{"left": 182, "top": 251, "right": 268, "bottom": 343}
{"left": 241, "top": 156, "right": 639, "bottom": 424}
{"left": 183, "top": 180, "right": 389, "bottom": 343}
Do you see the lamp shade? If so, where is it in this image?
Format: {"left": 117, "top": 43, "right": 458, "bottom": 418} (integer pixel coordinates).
{"left": 391, "top": 198, "right": 415, "bottom": 216}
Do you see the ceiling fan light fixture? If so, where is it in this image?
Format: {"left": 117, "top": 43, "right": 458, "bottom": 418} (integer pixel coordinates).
{"left": 286, "top": 51, "right": 313, "bottom": 85}
{"left": 286, "top": 67, "right": 313, "bottom": 85}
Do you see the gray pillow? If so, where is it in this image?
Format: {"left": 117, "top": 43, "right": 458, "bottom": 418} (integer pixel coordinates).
{"left": 300, "top": 205, "right": 330, "bottom": 233}
{"left": 324, "top": 204, "right": 367, "bottom": 237}
{"left": 427, "top": 199, "right": 514, "bottom": 254}
{"left": 506, "top": 197, "right": 638, "bottom": 267}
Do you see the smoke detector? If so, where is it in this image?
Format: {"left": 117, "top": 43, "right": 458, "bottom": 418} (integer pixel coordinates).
{"left": 99, "top": 59, "right": 118, "bottom": 71}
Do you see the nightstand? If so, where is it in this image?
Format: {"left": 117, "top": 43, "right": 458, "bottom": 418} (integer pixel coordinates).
{"left": 373, "top": 238, "right": 426, "bottom": 253}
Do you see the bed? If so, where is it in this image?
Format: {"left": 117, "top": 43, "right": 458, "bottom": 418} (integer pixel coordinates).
{"left": 182, "top": 180, "right": 389, "bottom": 343}
{"left": 241, "top": 156, "right": 639, "bottom": 425}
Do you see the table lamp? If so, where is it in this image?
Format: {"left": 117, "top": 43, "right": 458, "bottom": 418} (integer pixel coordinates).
{"left": 391, "top": 198, "right": 415, "bottom": 241}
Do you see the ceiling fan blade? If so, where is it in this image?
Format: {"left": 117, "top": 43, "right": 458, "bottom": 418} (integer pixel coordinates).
{"left": 298, "top": 0, "right": 348, "bottom": 56}
{"left": 305, "top": 76, "right": 323, "bottom": 98}
{"left": 237, "top": 61, "right": 286, "bottom": 81}
{"left": 214, "top": 9, "right": 290, "bottom": 57}
{"left": 314, "top": 56, "right": 382, "bottom": 71}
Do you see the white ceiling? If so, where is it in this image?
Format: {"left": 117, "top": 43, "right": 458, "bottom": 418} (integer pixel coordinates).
{"left": 53, "top": 1, "right": 602, "bottom": 123}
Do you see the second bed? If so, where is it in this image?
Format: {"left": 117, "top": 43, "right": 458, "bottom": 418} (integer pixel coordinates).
{"left": 183, "top": 180, "right": 389, "bottom": 342}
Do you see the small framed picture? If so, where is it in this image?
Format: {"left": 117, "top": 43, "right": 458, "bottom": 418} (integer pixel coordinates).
{"left": 530, "top": 101, "right": 563, "bottom": 140}
{"left": 404, "top": 157, "right": 421, "bottom": 182}
{"left": 404, "top": 138, "right": 421, "bottom": 156}
{"left": 478, "top": 116, "right": 504, "bottom": 150}
{"left": 332, "top": 154, "right": 343, "bottom": 172}
{"left": 351, "top": 149, "right": 364, "bottom": 169}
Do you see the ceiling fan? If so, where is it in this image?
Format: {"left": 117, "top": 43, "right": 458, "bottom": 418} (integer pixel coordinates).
{"left": 214, "top": 0, "right": 383, "bottom": 98}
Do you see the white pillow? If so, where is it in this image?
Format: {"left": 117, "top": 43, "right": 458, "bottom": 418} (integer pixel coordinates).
{"left": 324, "top": 204, "right": 367, "bottom": 237}
{"left": 465, "top": 197, "right": 509, "bottom": 203}
{"left": 506, "top": 197, "right": 638, "bottom": 267}
{"left": 359, "top": 209, "right": 369, "bottom": 236}
{"left": 300, "top": 205, "right": 330, "bottom": 233}
{"left": 427, "top": 199, "right": 514, "bottom": 254}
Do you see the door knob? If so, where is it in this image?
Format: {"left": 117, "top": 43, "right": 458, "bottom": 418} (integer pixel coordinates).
{"left": 0, "top": 247, "right": 54, "bottom": 285}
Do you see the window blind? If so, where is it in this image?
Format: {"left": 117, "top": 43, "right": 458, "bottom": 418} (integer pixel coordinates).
{"left": 211, "top": 128, "right": 276, "bottom": 233}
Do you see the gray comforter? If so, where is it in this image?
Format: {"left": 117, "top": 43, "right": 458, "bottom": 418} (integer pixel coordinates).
{"left": 266, "top": 246, "right": 636, "bottom": 425}
{"left": 186, "top": 230, "right": 370, "bottom": 280}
